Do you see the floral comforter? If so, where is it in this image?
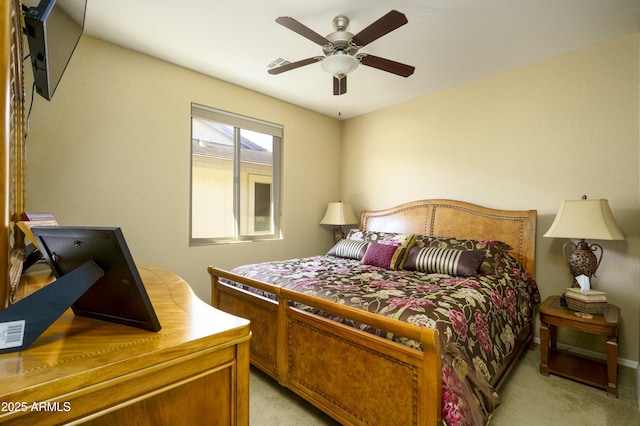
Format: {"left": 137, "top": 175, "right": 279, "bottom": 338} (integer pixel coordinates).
{"left": 225, "top": 243, "right": 539, "bottom": 426}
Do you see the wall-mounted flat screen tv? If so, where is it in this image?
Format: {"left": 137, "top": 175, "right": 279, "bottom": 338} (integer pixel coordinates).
{"left": 23, "top": 0, "right": 87, "bottom": 100}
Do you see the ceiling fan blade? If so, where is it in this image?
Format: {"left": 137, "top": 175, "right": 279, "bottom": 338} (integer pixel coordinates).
{"left": 333, "top": 75, "right": 347, "bottom": 96}
{"left": 360, "top": 54, "right": 415, "bottom": 77}
{"left": 275, "top": 16, "right": 331, "bottom": 46}
{"left": 351, "top": 10, "right": 408, "bottom": 47}
{"left": 268, "top": 57, "right": 323, "bottom": 75}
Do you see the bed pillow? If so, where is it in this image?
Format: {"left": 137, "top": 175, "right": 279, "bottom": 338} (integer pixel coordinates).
{"left": 414, "top": 235, "right": 512, "bottom": 275}
{"left": 327, "top": 239, "right": 369, "bottom": 260}
{"left": 344, "top": 229, "right": 413, "bottom": 246}
{"left": 361, "top": 242, "right": 405, "bottom": 269}
{"left": 403, "top": 246, "right": 485, "bottom": 276}
{"left": 346, "top": 230, "right": 416, "bottom": 269}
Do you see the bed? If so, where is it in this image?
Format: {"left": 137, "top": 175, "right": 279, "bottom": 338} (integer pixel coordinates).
{"left": 208, "top": 199, "right": 538, "bottom": 425}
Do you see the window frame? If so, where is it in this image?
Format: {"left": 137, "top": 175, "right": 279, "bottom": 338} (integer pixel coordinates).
{"left": 190, "top": 103, "right": 283, "bottom": 246}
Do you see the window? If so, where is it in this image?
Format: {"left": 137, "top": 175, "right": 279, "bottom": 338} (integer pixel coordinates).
{"left": 190, "top": 104, "right": 282, "bottom": 245}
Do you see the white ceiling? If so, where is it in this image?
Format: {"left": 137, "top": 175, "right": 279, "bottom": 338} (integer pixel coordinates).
{"left": 83, "top": 0, "right": 640, "bottom": 120}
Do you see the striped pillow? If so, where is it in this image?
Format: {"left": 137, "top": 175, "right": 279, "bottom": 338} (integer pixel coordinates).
{"left": 327, "top": 239, "right": 369, "bottom": 260}
{"left": 403, "top": 246, "right": 485, "bottom": 276}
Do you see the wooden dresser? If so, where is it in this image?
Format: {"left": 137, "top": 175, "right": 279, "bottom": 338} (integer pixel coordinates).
{"left": 0, "top": 263, "right": 251, "bottom": 425}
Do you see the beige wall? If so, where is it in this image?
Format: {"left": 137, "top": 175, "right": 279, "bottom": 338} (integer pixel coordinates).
{"left": 342, "top": 33, "right": 640, "bottom": 363}
{"left": 24, "top": 36, "right": 342, "bottom": 302}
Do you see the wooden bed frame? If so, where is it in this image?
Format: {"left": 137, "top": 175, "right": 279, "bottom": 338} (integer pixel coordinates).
{"left": 209, "top": 199, "right": 537, "bottom": 425}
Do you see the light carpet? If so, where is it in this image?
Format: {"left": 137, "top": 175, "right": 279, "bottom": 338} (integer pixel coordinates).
{"left": 250, "top": 347, "right": 639, "bottom": 425}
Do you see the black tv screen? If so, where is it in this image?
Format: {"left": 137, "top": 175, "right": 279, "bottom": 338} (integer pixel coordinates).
{"left": 31, "top": 226, "right": 161, "bottom": 332}
{"left": 24, "top": 0, "right": 87, "bottom": 100}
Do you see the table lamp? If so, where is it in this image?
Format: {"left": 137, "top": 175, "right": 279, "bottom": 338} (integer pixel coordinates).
{"left": 320, "top": 202, "right": 358, "bottom": 243}
{"left": 544, "top": 196, "right": 625, "bottom": 288}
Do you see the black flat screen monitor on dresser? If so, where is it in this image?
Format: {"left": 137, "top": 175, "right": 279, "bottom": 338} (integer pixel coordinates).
{"left": 31, "top": 226, "right": 161, "bottom": 332}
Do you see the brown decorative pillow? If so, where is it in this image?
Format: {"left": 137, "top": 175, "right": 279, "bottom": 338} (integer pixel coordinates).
{"left": 345, "top": 229, "right": 414, "bottom": 246}
{"left": 327, "top": 239, "right": 369, "bottom": 260}
{"left": 413, "top": 236, "right": 511, "bottom": 275}
{"left": 403, "top": 246, "right": 485, "bottom": 276}
{"left": 362, "top": 242, "right": 405, "bottom": 269}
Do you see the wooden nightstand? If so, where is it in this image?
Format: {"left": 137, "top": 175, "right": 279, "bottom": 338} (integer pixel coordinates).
{"left": 539, "top": 295, "right": 620, "bottom": 398}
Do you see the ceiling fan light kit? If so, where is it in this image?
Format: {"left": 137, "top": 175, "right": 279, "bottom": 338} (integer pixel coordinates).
{"left": 269, "top": 10, "right": 415, "bottom": 95}
{"left": 321, "top": 52, "right": 359, "bottom": 77}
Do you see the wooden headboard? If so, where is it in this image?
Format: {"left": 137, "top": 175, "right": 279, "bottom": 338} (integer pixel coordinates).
{"left": 360, "top": 199, "right": 537, "bottom": 277}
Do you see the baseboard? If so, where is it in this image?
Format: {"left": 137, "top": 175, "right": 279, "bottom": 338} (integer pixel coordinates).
{"left": 532, "top": 337, "right": 638, "bottom": 369}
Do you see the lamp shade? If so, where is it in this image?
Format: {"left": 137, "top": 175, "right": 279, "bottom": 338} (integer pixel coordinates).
{"left": 320, "top": 202, "right": 358, "bottom": 225}
{"left": 544, "top": 198, "right": 626, "bottom": 240}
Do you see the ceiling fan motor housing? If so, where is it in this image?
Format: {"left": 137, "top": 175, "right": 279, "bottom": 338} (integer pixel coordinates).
{"left": 323, "top": 16, "right": 357, "bottom": 56}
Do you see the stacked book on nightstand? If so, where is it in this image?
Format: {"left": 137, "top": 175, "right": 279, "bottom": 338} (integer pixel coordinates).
{"left": 564, "top": 287, "right": 608, "bottom": 314}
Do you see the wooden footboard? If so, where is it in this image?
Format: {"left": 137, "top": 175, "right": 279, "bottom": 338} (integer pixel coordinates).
{"left": 208, "top": 198, "right": 537, "bottom": 425}
{"left": 210, "top": 267, "right": 443, "bottom": 425}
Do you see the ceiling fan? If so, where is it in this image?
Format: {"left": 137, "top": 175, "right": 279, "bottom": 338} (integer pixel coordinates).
{"left": 268, "top": 10, "right": 415, "bottom": 96}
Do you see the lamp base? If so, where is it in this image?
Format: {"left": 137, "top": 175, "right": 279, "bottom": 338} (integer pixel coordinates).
{"left": 332, "top": 226, "right": 347, "bottom": 244}
{"left": 563, "top": 239, "right": 603, "bottom": 287}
